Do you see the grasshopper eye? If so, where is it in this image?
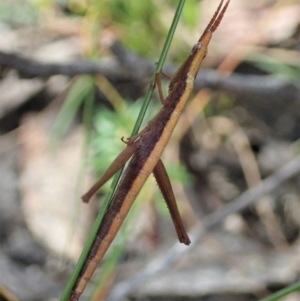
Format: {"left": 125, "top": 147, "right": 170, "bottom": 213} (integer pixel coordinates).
{"left": 191, "top": 42, "right": 202, "bottom": 54}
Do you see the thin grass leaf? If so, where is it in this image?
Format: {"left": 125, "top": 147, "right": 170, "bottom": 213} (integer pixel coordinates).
{"left": 73, "top": 81, "right": 95, "bottom": 203}
{"left": 258, "top": 281, "right": 300, "bottom": 301}
{"left": 246, "top": 53, "right": 299, "bottom": 84}
{"left": 51, "top": 76, "right": 94, "bottom": 146}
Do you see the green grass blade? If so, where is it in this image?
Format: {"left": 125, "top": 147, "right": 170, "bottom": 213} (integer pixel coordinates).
{"left": 51, "top": 76, "right": 94, "bottom": 145}
{"left": 258, "top": 282, "right": 300, "bottom": 301}
{"left": 73, "top": 81, "right": 95, "bottom": 210}
{"left": 131, "top": 0, "right": 186, "bottom": 135}
{"left": 60, "top": 1, "right": 186, "bottom": 300}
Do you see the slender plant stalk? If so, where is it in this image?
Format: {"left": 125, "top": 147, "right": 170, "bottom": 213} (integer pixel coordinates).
{"left": 71, "top": 79, "right": 95, "bottom": 230}
{"left": 258, "top": 282, "right": 300, "bottom": 301}
{"left": 60, "top": 1, "right": 186, "bottom": 300}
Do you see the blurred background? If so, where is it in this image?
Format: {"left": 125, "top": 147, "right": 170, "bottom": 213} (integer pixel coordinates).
{"left": 0, "top": 0, "right": 299, "bottom": 300}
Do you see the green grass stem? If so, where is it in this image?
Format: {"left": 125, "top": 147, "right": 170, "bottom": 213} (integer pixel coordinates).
{"left": 258, "top": 282, "right": 300, "bottom": 301}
